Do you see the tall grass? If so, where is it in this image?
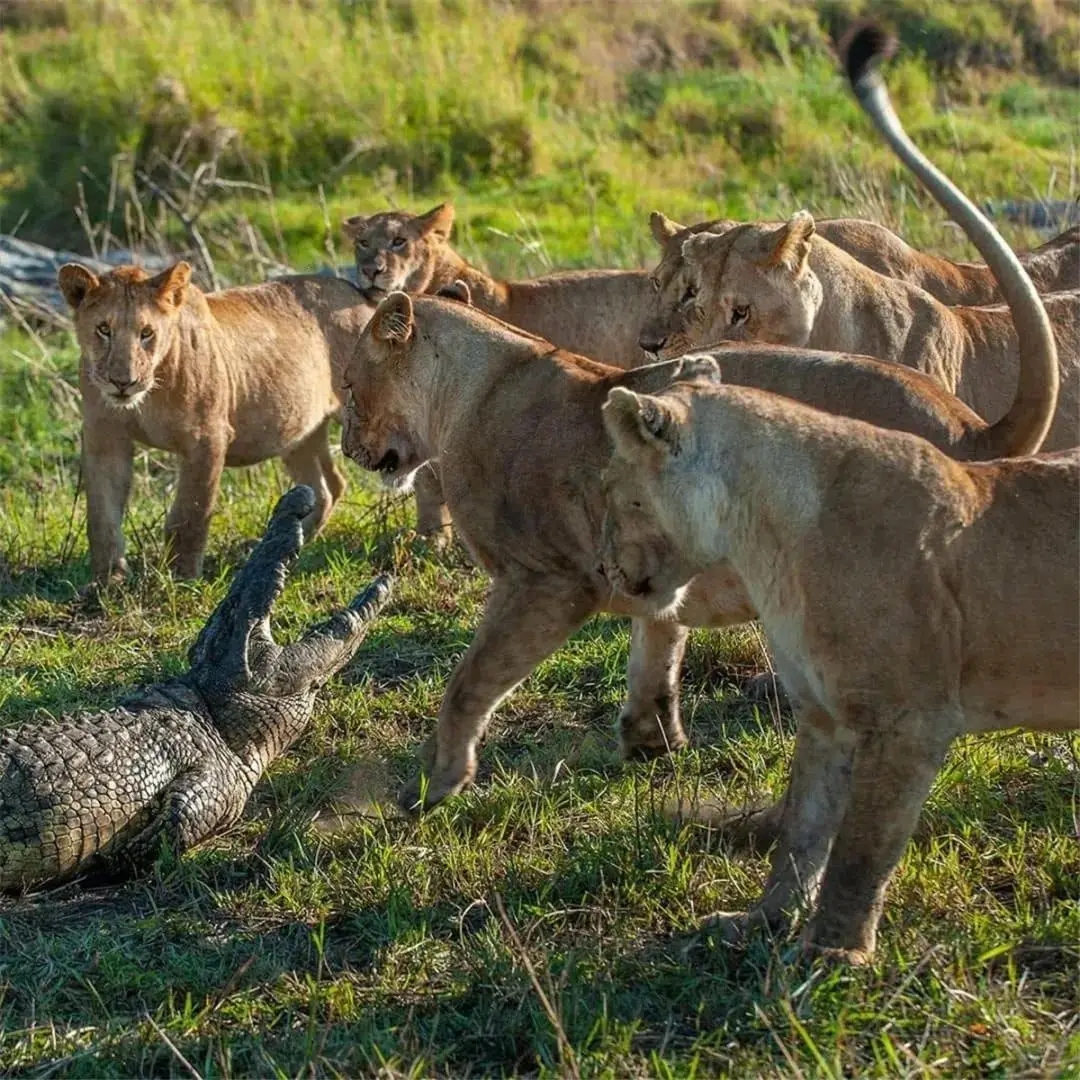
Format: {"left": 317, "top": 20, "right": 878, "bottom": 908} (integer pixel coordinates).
{"left": 2, "top": 0, "right": 1077, "bottom": 262}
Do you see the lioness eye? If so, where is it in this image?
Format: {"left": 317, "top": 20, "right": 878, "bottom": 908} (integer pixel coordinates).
{"left": 391, "top": 236, "right": 407, "bottom": 249}
{"left": 731, "top": 304, "right": 750, "bottom": 325}
{"left": 140, "top": 326, "right": 154, "bottom": 341}
{"left": 96, "top": 322, "right": 111, "bottom": 338}
{"left": 650, "top": 277, "right": 661, "bottom": 293}
{"left": 681, "top": 285, "right": 697, "bottom": 304}
{"left": 356, "top": 239, "right": 368, "bottom": 249}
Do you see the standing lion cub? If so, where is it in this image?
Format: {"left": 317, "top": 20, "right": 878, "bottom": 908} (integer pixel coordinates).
{"left": 59, "top": 262, "right": 373, "bottom": 582}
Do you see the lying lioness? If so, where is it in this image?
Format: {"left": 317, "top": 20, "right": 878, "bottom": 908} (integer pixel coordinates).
{"left": 337, "top": 254, "right": 1053, "bottom": 806}
{"left": 599, "top": 23, "right": 1078, "bottom": 965}
{"left": 59, "top": 262, "right": 373, "bottom": 581}
{"left": 649, "top": 212, "right": 1079, "bottom": 306}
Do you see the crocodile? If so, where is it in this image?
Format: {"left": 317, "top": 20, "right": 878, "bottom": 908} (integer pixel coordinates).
{"left": 0, "top": 486, "right": 392, "bottom": 892}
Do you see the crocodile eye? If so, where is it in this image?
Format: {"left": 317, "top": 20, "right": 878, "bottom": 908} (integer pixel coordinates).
{"left": 140, "top": 326, "right": 154, "bottom": 342}
{"left": 731, "top": 304, "right": 750, "bottom": 326}
{"left": 96, "top": 322, "right": 111, "bottom": 339}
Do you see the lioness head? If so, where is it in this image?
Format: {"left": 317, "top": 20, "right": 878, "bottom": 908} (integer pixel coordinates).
{"left": 339, "top": 291, "right": 429, "bottom": 491}
{"left": 639, "top": 211, "right": 823, "bottom": 359}
{"left": 599, "top": 356, "right": 722, "bottom": 613}
{"left": 341, "top": 203, "right": 455, "bottom": 297}
{"left": 58, "top": 261, "right": 192, "bottom": 408}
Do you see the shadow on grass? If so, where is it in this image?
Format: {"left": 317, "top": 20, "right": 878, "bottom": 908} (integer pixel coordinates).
{"left": 4, "top": 757, "right": 1076, "bottom": 1077}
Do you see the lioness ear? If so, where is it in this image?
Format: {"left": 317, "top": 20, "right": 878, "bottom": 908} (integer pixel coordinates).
{"left": 674, "top": 354, "right": 721, "bottom": 384}
{"left": 680, "top": 231, "right": 719, "bottom": 268}
{"left": 603, "top": 387, "right": 678, "bottom": 462}
{"left": 650, "top": 211, "right": 683, "bottom": 247}
{"left": 57, "top": 263, "right": 100, "bottom": 310}
{"left": 764, "top": 210, "right": 815, "bottom": 275}
{"left": 151, "top": 261, "right": 192, "bottom": 309}
{"left": 414, "top": 203, "right": 455, "bottom": 241}
{"left": 342, "top": 215, "right": 367, "bottom": 241}
{"left": 371, "top": 291, "right": 414, "bottom": 345}
{"left": 437, "top": 279, "right": 472, "bottom": 305}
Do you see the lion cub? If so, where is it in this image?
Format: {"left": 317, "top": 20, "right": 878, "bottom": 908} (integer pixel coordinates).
{"left": 59, "top": 262, "right": 373, "bottom": 582}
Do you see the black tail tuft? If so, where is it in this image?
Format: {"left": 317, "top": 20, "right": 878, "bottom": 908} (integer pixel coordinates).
{"left": 839, "top": 21, "right": 896, "bottom": 90}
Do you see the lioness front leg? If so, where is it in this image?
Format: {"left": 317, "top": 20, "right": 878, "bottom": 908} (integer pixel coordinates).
{"left": 282, "top": 418, "right": 345, "bottom": 539}
{"left": 165, "top": 440, "right": 226, "bottom": 579}
{"left": 802, "top": 712, "right": 955, "bottom": 964}
{"left": 707, "top": 704, "right": 856, "bottom": 944}
{"left": 400, "top": 576, "right": 597, "bottom": 811}
{"left": 82, "top": 418, "right": 134, "bottom": 584}
{"left": 620, "top": 617, "right": 690, "bottom": 759}
{"left": 412, "top": 462, "right": 453, "bottom": 548}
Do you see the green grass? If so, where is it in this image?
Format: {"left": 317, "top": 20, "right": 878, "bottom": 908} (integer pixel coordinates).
{"left": 2, "top": 1, "right": 1079, "bottom": 1075}
{"left": 0, "top": 324, "right": 1077, "bottom": 1075}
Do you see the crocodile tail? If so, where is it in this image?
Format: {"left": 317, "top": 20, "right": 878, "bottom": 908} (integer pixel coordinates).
{"left": 842, "top": 22, "right": 1059, "bottom": 458}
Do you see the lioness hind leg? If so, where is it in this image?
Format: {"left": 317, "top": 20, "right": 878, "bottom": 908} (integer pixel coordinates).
{"left": 399, "top": 576, "right": 597, "bottom": 812}
{"left": 802, "top": 712, "right": 956, "bottom": 964}
{"left": 620, "top": 617, "right": 690, "bottom": 759}
{"left": 283, "top": 419, "right": 342, "bottom": 539}
{"left": 412, "top": 462, "right": 453, "bottom": 548}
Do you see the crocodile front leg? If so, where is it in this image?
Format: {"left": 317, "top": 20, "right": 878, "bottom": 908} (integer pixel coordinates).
{"left": 88, "top": 755, "right": 255, "bottom": 882}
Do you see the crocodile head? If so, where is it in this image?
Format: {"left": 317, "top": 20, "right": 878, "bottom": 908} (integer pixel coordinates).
{"left": 185, "top": 486, "right": 393, "bottom": 768}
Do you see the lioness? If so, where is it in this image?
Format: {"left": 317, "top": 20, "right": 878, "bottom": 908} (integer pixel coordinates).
{"left": 342, "top": 201, "right": 666, "bottom": 544}
{"left": 342, "top": 202, "right": 651, "bottom": 369}
{"left": 601, "top": 373, "right": 1077, "bottom": 963}
{"left": 649, "top": 212, "right": 1079, "bottom": 306}
{"left": 599, "top": 22, "right": 1078, "bottom": 965}
{"left": 640, "top": 216, "right": 1079, "bottom": 452}
{"left": 60, "top": 262, "right": 374, "bottom": 582}
{"left": 337, "top": 257, "right": 1052, "bottom": 806}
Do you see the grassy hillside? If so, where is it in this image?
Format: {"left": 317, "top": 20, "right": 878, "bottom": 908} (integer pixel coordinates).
{"left": 0, "top": 1, "right": 1078, "bottom": 1076}
{"left": 2, "top": 0, "right": 1078, "bottom": 276}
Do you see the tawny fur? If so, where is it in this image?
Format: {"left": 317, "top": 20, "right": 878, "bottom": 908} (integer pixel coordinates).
{"left": 601, "top": 374, "right": 1078, "bottom": 963}
{"left": 337, "top": 294, "right": 1037, "bottom": 808}
{"left": 650, "top": 211, "right": 1079, "bottom": 306}
{"left": 640, "top": 218, "right": 1078, "bottom": 450}
{"left": 343, "top": 202, "right": 651, "bottom": 370}
{"left": 600, "top": 20, "right": 1077, "bottom": 965}
{"left": 59, "top": 262, "right": 374, "bottom": 582}
{"left": 342, "top": 201, "right": 667, "bottom": 545}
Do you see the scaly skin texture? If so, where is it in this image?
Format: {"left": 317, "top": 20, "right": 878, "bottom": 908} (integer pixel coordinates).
{"left": 0, "top": 487, "right": 392, "bottom": 892}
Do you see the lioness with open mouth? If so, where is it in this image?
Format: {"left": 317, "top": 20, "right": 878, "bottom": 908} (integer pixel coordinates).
{"left": 599, "top": 24, "right": 1078, "bottom": 964}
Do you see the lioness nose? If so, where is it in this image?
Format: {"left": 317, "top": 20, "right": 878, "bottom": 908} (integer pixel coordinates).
{"left": 639, "top": 329, "right": 667, "bottom": 354}
{"left": 110, "top": 377, "right": 137, "bottom": 393}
